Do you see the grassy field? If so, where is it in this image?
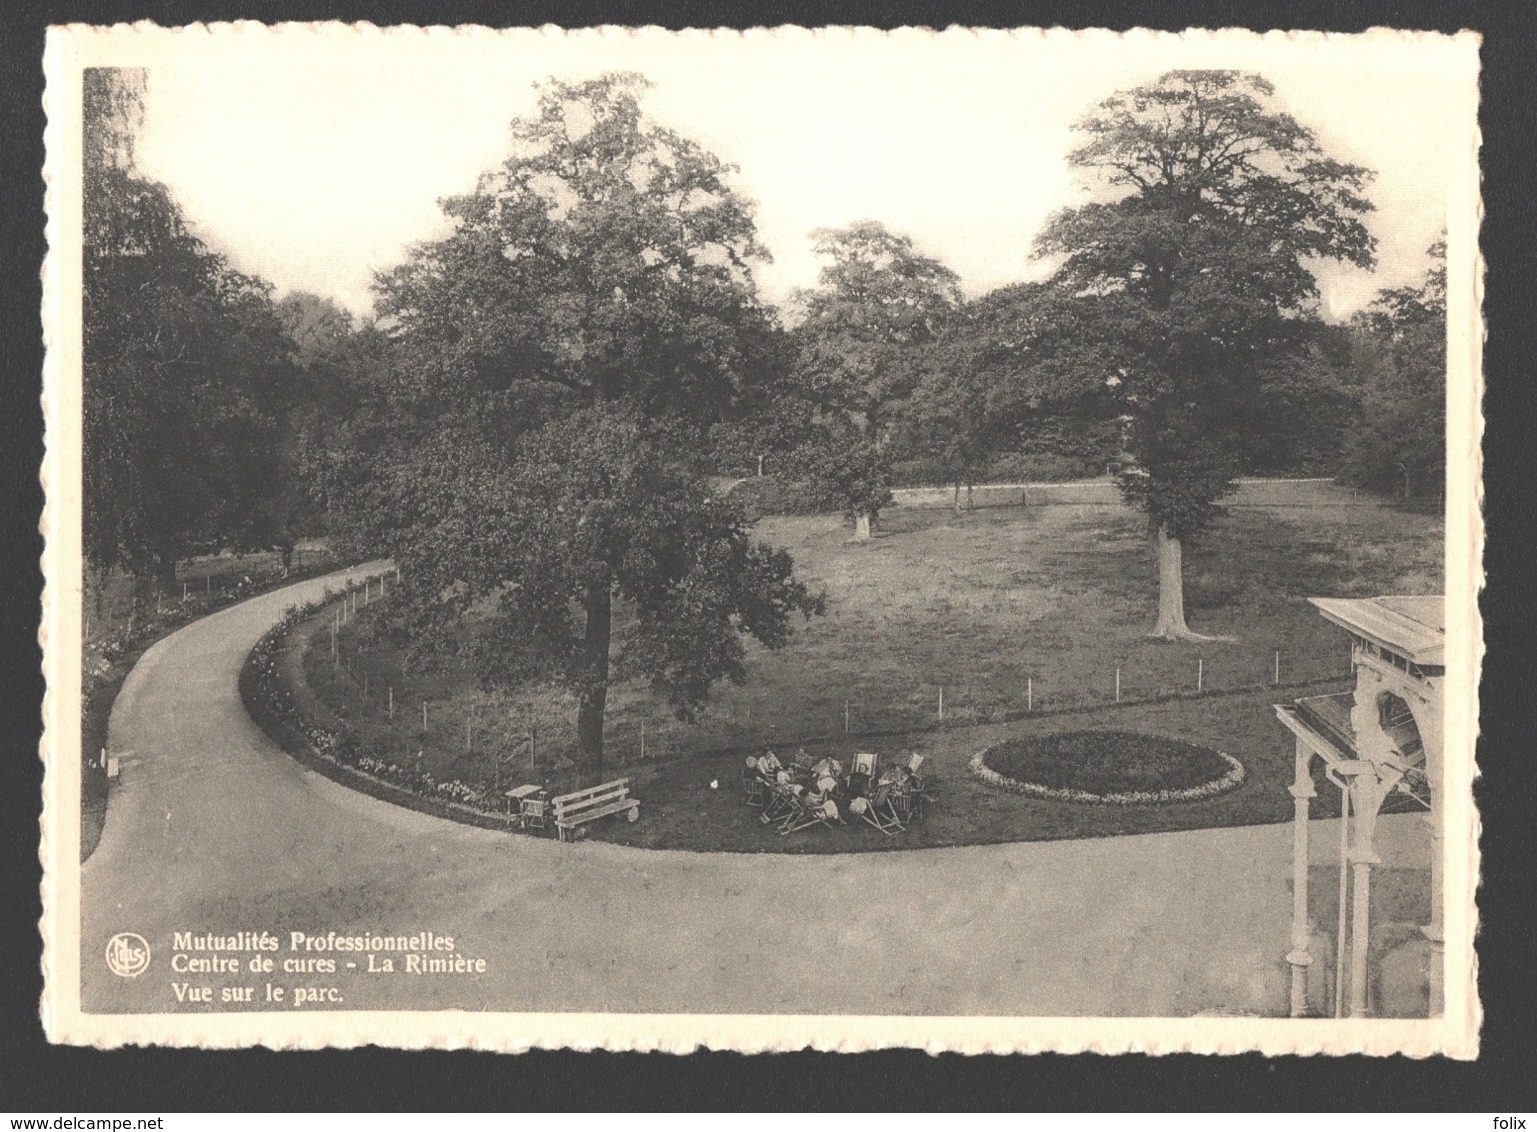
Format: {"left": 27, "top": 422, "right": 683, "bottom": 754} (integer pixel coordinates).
{"left": 306, "top": 488, "right": 1442, "bottom": 850}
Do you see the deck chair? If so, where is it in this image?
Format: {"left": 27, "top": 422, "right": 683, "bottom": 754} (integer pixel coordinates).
{"left": 853, "top": 780, "right": 905, "bottom": 835}
{"left": 884, "top": 754, "right": 926, "bottom": 823}
{"left": 742, "top": 757, "right": 767, "bottom": 806}
{"left": 773, "top": 783, "right": 808, "bottom": 832}
{"left": 845, "top": 753, "right": 876, "bottom": 801}
{"left": 760, "top": 771, "right": 797, "bottom": 826}
{"left": 903, "top": 753, "right": 939, "bottom": 820}
{"left": 780, "top": 777, "right": 842, "bottom": 835}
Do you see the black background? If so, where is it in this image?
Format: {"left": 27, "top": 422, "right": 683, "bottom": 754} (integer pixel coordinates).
{"left": 3, "top": 0, "right": 1532, "bottom": 1111}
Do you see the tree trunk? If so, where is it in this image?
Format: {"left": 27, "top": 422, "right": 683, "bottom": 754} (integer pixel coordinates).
{"left": 953, "top": 483, "right": 961, "bottom": 515}
{"left": 1152, "top": 524, "right": 1194, "bottom": 639}
{"left": 966, "top": 481, "right": 974, "bottom": 511}
{"left": 155, "top": 551, "right": 178, "bottom": 596}
{"left": 854, "top": 512, "right": 873, "bottom": 541}
{"left": 280, "top": 542, "right": 294, "bottom": 574}
{"left": 574, "top": 582, "right": 612, "bottom": 787}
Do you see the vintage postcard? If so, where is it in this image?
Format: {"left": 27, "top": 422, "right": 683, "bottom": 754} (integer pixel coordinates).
{"left": 40, "top": 23, "right": 1482, "bottom": 1055}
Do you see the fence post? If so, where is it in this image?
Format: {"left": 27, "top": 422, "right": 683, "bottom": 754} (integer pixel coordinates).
{"left": 331, "top": 615, "right": 337, "bottom": 658}
{"left": 1275, "top": 650, "right": 1281, "bottom": 686}
{"left": 1027, "top": 678, "right": 1032, "bottom": 713}
{"left": 641, "top": 720, "right": 646, "bottom": 761}
{"left": 938, "top": 686, "right": 944, "bottom": 722}
{"left": 183, "top": 582, "right": 188, "bottom": 600}
{"left": 844, "top": 700, "right": 850, "bottom": 733}
{"left": 388, "top": 687, "right": 393, "bottom": 720}
{"left": 422, "top": 702, "right": 428, "bottom": 732}
{"left": 1197, "top": 658, "right": 1204, "bottom": 693}
{"left": 1115, "top": 666, "right": 1121, "bottom": 703}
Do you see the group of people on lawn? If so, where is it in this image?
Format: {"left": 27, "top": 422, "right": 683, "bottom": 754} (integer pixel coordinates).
{"left": 741, "top": 748, "right": 933, "bottom": 833}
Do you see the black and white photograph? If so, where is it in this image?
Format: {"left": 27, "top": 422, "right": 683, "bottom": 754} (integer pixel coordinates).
{"left": 40, "top": 24, "right": 1482, "bottom": 1054}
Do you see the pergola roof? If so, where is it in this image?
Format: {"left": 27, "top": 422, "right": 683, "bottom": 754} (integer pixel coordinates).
{"left": 1309, "top": 595, "right": 1445, "bottom": 666}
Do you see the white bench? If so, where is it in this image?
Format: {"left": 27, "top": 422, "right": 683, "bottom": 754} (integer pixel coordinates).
{"left": 551, "top": 778, "right": 640, "bottom": 842}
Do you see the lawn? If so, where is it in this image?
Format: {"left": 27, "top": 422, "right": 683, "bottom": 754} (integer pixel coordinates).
{"left": 298, "top": 488, "right": 1442, "bottom": 852}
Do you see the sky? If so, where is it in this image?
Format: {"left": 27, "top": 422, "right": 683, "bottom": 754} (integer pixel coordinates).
{"left": 129, "top": 27, "right": 1469, "bottom": 323}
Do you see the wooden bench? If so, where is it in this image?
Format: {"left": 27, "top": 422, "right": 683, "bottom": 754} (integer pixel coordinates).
{"left": 551, "top": 778, "right": 640, "bottom": 842}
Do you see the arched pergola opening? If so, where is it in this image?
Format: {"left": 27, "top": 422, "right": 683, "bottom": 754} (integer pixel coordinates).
{"left": 1377, "top": 691, "right": 1432, "bottom": 815}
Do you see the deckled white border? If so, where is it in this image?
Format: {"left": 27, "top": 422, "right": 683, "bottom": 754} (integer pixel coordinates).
{"left": 40, "top": 22, "right": 1484, "bottom": 1057}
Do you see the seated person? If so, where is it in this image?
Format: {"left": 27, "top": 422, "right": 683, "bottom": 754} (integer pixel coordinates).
{"left": 812, "top": 757, "right": 843, "bottom": 780}
{"left": 843, "top": 769, "right": 871, "bottom": 802}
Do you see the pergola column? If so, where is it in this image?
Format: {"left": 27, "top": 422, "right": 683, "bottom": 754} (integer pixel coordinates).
{"left": 1421, "top": 694, "right": 1445, "bottom": 1016}
{"left": 1347, "top": 847, "right": 1379, "bottom": 1017}
{"left": 1345, "top": 777, "right": 1387, "bottom": 1018}
{"left": 1287, "top": 737, "right": 1317, "bottom": 1017}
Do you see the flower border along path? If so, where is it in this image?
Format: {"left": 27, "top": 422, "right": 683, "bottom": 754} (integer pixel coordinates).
{"left": 970, "top": 731, "right": 1246, "bottom": 805}
{"left": 240, "top": 584, "right": 527, "bottom": 833}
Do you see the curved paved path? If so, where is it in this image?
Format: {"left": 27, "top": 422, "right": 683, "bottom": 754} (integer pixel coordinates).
{"left": 83, "top": 567, "right": 1427, "bottom": 1018}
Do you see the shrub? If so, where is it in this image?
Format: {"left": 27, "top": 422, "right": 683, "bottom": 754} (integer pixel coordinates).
{"left": 728, "top": 474, "right": 833, "bottom": 522}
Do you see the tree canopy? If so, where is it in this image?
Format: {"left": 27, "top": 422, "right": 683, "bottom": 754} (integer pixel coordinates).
{"left": 358, "top": 74, "right": 822, "bottom": 780}
{"left": 372, "top": 72, "right": 780, "bottom": 443}
{"left": 1339, "top": 239, "right": 1446, "bottom": 498}
{"left": 83, "top": 68, "right": 297, "bottom": 585}
{"left": 788, "top": 221, "right": 960, "bottom": 535}
{"left": 791, "top": 221, "right": 961, "bottom": 434}
{"left": 1035, "top": 70, "right": 1377, "bottom": 637}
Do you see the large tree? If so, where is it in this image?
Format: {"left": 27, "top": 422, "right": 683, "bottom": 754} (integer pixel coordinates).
{"left": 1036, "top": 70, "right": 1376, "bottom": 638}
{"left": 83, "top": 68, "right": 295, "bottom": 589}
{"left": 366, "top": 74, "right": 821, "bottom": 782}
{"left": 791, "top": 221, "right": 961, "bottom": 537}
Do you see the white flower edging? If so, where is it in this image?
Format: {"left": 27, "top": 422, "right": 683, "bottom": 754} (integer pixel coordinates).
{"left": 968, "top": 745, "right": 1245, "bottom": 805}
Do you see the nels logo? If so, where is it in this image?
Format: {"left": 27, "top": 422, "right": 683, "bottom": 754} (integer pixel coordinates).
{"left": 105, "top": 932, "right": 151, "bottom": 978}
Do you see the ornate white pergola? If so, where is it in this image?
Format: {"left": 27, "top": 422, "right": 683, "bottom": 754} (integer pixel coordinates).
{"left": 1273, "top": 596, "right": 1444, "bottom": 1019}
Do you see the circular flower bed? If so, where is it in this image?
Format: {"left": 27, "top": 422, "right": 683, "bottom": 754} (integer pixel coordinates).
{"left": 970, "top": 730, "right": 1245, "bottom": 805}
